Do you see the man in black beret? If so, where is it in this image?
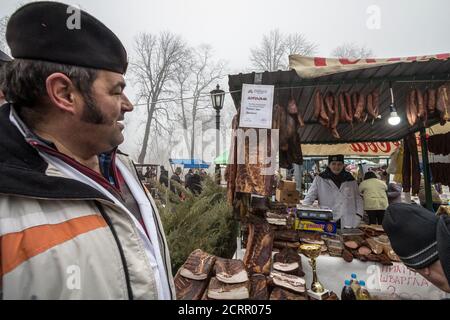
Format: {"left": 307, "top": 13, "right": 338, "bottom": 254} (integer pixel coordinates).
{"left": 303, "top": 154, "right": 363, "bottom": 228}
{"left": 383, "top": 203, "right": 450, "bottom": 293}
{"left": 0, "top": 2, "right": 174, "bottom": 299}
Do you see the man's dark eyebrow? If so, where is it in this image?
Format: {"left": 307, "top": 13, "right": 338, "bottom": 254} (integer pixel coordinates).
{"left": 112, "top": 81, "right": 126, "bottom": 90}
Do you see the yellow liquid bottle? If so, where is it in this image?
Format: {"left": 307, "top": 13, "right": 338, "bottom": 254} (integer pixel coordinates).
{"left": 356, "top": 280, "right": 371, "bottom": 300}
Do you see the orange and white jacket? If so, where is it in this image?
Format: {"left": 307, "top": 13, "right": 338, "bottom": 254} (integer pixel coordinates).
{"left": 0, "top": 104, "right": 175, "bottom": 299}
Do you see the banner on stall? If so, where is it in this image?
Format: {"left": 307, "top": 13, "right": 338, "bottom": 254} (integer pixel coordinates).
{"left": 302, "top": 123, "right": 450, "bottom": 157}
{"left": 302, "top": 142, "right": 400, "bottom": 157}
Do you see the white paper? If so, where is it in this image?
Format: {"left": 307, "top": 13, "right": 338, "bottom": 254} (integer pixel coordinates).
{"left": 239, "top": 84, "right": 274, "bottom": 129}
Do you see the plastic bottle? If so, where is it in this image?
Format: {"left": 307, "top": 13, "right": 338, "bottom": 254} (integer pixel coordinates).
{"left": 341, "top": 280, "right": 356, "bottom": 300}
{"left": 350, "top": 273, "right": 361, "bottom": 294}
{"left": 356, "top": 280, "right": 371, "bottom": 300}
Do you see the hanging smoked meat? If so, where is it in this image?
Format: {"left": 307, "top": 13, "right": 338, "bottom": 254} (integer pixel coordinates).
{"left": 276, "top": 104, "right": 289, "bottom": 151}
{"left": 324, "top": 92, "right": 335, "bottom": 115}
{"left": 366, "top": 90, "right": 380, "bottom": 121}
{"left": 339, "top": 93, "right": 349, "bottom": 122}
{"left": 417, "top": 89, "right": 426, "bottom": 119}
{"left": 345, "top": 92, "right": 353, "bottom": 123}
{"left": 288, "top": 96, "right": 305, "bottom": 127}
{"left": 351, "top": 92, "right": 359, "bottom": 115}
{"left": 226, "top": 113, "right": 240, "bottom": 205}
{"left": 366, "top": 93, "right": 376, "bottom": 120}
{"left": 437, "top": 84, "right": 450, "bottom": 123}
{"left": 427, "top": 88, "right": 437, "bottom": 113}
{"left": 313, "top": 90, "right": 322, "bottom": 120}
{"left": 372, "top": 90, "right": 380, "bottom": 119}
{"left": 319, "top": 94, "right": 330, "bottom": 126}
{"left": 402, "top": 133, "right": 421, "bottom": 195}
{"left": 331, "top": 94, "right": 341, "bottom": 138}
{"left": 406, "top": 89, "right": 418, "bottom": 126}
{"left": 353, "top": 93, "right": 366, "bottom": 122}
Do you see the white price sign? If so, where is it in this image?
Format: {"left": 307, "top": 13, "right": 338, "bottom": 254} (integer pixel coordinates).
{"left": 239, "top": 84, "right": 274, "bottom": 129}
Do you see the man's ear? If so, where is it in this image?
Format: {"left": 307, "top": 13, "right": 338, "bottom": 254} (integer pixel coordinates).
{"left": 45, "top": 73, "right": 77, "bottom": 114}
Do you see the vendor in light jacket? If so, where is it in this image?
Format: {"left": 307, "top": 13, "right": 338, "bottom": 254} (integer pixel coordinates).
{"left": 303, "top": 154, "right": 364, "bottom": 228}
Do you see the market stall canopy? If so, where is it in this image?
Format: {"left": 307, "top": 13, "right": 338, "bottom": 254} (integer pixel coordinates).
{"left": 169, "top": 158, "right": 210, "bottom": 169}
{"left": 214, "top": 150, "right": 229, "bottom": 165}
{"left": 228, "top": 53, "right": 450, "bottom": 145}
{"left": 289, "top": 54, "right": 450, "bottom": 79}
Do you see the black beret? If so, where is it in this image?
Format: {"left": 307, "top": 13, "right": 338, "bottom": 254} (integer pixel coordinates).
{"left": 6, "top": 1, "right": 128, "bottom": 74}
{"left": 383, "top": 203, "right": 439, "bottom": 269}
{"left": 328, "top": 154, "right": 344, "bottom": 163}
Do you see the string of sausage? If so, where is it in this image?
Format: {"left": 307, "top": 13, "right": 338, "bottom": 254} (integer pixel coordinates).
{"left": 331, "top": 95, "right": 340, "bottom": 138}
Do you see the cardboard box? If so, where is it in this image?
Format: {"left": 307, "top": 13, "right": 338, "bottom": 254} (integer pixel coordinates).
{"left": 278, "top": 180, "right": 297, "bottom": 192}
{"left": 276, "top": 189, "right": 300, "bottom": 204}
{"left": 294, "top": 219, "right": 337, "bottom": 234}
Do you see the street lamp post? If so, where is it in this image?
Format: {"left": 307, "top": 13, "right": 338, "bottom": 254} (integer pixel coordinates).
{"left": 210, "top": 84, "right": 225, "bottom": 184}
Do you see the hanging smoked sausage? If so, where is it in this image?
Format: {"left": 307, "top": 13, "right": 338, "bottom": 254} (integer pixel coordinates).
{"left": 288, "top": 98, "right": 298, "bottom": 114}
{"left": 339, "top": 93, "right": 348, "bottom": 122}
{"left": 406, "top": 91, "right": 414, "bottom": 126}
{"left": 319, "top": 94, "right": 330, "bottom": 126}
{"left": 354, "top": 93, "right": 366, "bottom": 122}
{"left": 297, "top": 113, "right": 305, "bottom": 127}
{"left": 331, "top": 128, "right": 341, "bottom": 139}
{"left": 437, "top": 85, "right": 449, "bottom": 121}
{"left": 372, "top": 90, "right": 380, "bottom": 118}
{"left": 416, "top": 89, "right": 426, "bottom": 119}
{"left": 345, "top": 92, "right": 353, "bottom": 123}
{"left": 324, "top": 92, "right": 335, "bottom": 115}
{"left": 332, "top": 95, "right": 340, "bottom": 129}
{"left": 352, "top": 92, "right": 359, "bottom": 115}
{"left": 408, "top": 89, "right": 418, "bottom": 126}
{"left": 366, "top": 93, "right": 376, "bottom": 119}
{"left": 313, "top": 91, "right": 322, "bottom": 120}
{"left": 427, "top": 88, "right": 436, "bottom": 112}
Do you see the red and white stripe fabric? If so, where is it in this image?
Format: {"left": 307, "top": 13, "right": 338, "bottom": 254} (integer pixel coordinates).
{"left": 289, "top": 53, "right": 450, "bottom": 79}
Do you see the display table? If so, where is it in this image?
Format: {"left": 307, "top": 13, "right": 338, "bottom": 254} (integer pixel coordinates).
{"left": 237, "top": 249, "right": 449, "bottom": 300}
{"left": 299, "top": 254, "right": 449, "bottom": 300}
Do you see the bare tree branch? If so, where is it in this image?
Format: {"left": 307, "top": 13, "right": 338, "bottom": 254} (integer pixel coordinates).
{"left": 130, "top": 31, "right": 188, "bottom": 163}
{"left": 250, "top": 29, "right": 318, "bottom": 72}
{"left": 285, "top": 33, "right": 318, "bottom": 56}
{"left": 173, "top": 44, "right": 226, "bottom": 158}
{"left": 330, "top": 43, "right": 374, "bottom": 59}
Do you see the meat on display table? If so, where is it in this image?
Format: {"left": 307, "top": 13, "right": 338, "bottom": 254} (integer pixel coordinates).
{"left": 300, "top": 254, "right": 449, "bottom": 300}
{"left": 237, "top": 249, "right": 449, "bottom": 300}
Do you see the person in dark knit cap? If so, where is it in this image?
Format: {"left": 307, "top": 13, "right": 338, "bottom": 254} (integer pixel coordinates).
{"left": 383, "top": 203, "right": 450, "bottom": 293}
{"left": 0, "top": 1, "right": 174, "bottom": 299}
{"left": 303, "top": 154, "right": 363, "bottom": 228}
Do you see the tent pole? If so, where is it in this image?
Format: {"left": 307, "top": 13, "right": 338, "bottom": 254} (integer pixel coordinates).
{"left": 419, "top": 127, "right": 433, "bottom": 211}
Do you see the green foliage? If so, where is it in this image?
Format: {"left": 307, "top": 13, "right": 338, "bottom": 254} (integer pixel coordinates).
{"left": 155, "top": 176, "right": 238, "bottom": 275}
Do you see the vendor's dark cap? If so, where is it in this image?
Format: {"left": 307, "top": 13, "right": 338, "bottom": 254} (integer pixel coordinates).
{"left": 328, "top": 154, "right": 344, "bottom": 163}
{"left": 383, "top": 203, "right": 439, "bottom": 269}
{"left": 6, "top": 1, "right": 128, "bottom": 74}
